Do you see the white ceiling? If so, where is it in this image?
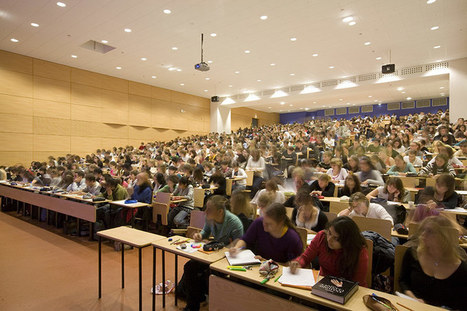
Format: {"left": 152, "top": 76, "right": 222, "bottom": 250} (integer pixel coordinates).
{"left": 0, "top": 0, "right": 466, "bottom": 113}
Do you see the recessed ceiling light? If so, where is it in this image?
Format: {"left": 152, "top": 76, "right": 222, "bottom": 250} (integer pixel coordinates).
{"left": 426, "top": 0, "right": 436, "bottom": 4}
{"left": 364, "top": 41, "right": 371, "bottom": 46}
{"left": 374, "top": 99, "right": 378, "bottom": 102}
{"left": 290, "top": 37, "right": 297, "bottom": 41}
{"left": 322, "top": 105, "right": 326, "bottom": 108}
{"left": 30, "top": 22, "right": 39, "bottom": 27}
{"left": 270, "top": 63, "right": 276, "bottom": 66}
{"left": 71, "top": 54, "right": 77, "bottom": 58}
{"left": 101, "top": 40, "right": 108, "bottom": 44}
{"left": 440, "top": 93, "right": 445, "bottom": 96}
{"left": 207, "top": 60, "right": 213, "bottom": 64}
{"left": 348, "top": 21, "right": 356, "bottom": 26}
{"left": 440, "top": 86, "right": 445, "bottom": 89}
{"left": 260, "top": 15, "right": 268, "bottom": 20}
{"left": 305, "top": 108, "right": 310, "bottom": 110}
{"left": 352, "top": 104, "right": 356, "bottom": 106}
{"left": 431, "top": 26, "right": 439, "bottom": 30}
{"left": 376, "top": 57, "right": 382, "bottom": 60}
{"left": 342, "top": 16, "right": 354, "bottom": 23}
{"left": 280, "top": 102, "right": 285, "bottom": 105}
{"left": 289, "top": 104, "right": 293, "bottom": 107}
{"left": 116, "top": 66, "right": 122, "bottom": 70}
{"left": 124, "top": 28, "right": 132, "bottom": 33}
{"left": 151, "top": 76, "right": 157, "bottom": 79}
{"left": 234, "top": 71, "right": 240, "bottom": 74}
{"left": 279, "top": 110, "right": 283, "bottom": 112}
{"left": 257, "top": 79, "right": 262, "bottom": 82}
{"left": 180, "top": 83, "right": 184, "bottom": 86}
{"left": 433, "top": 45, "right": 441, "bottom": 49}
{"left": 210, "top": 33, "right": 217, "bottom": 37}
{"left": 436, "top": 59, "right": 443, "bottom": 62}
{"left": 163, "top": 9, "right": 171, "bottom": 14}
{"left": 244, "top": 50, "right": 250, "bottom": 54}
{"left": 397, "top": 87, "right": 404, "bottom": 91}
{"left": 329, "top": 66, "right": 335, "bottom": 69}
{"left": 339, "top": 99, "right": 343, "bottom": 101}
{"left": 402, "top": 91, "right": 406, "bottom": 94}
{"left": 141, "top": 57, "right": 147, "bottom": 61}
{"left": 205, "top": 77, "right": 210, "bottom": 80}
{"left": 10, "top": 38, "right": 19, "bottom": 42}
{"left": 346, "top": 102, "right": 350, "bottom": 105}
{"left": 172, "top": 47, "right": 178, "bottom": 50}
{"left": 406, "top": 97, "right": 412, "bottom": 100}
{"left": 312, "top": 53, "right": 318, "bottom": 57}
{"left": 368, "top": 95, "right": 372, "bottom": 98}
{"left": 228, "top": 85, "right": 233, "bottom": 87}
{"left": 290, "top": 73, "right": 295, "bottom": 76}
{"left": 176, "top": 69, "right": 182, "bottom": 72}
{"left": 204, "top": 90, "right": 208, "bottom": 92}
{"left": 268, "top": 107, "right": 272, "bottom": 109}
{"left": 56, "top": 2, "right": 66, "bottom": 7}
{"left": 168, "top": 67, "right": 176, "bottom": 71}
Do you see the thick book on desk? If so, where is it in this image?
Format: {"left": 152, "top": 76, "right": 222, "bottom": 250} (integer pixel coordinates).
{"left": 311, "top": 276, "right": 358, "bottom": 304}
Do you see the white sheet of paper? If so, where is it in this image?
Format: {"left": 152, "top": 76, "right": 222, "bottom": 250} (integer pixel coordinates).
{"left": 279, "top": 266, "right": 316, "bottom": 287}
{"left": 307, "top": 234, "right": 316, "bottom": 244}
{"left": 395, "top": 291, "right": 417, "bottom": 302}
{"left": 224, "top": 249, "right": 261, "bottom": 266}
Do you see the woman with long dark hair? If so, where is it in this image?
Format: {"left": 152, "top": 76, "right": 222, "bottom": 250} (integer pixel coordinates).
{"left": 289, "top": 216, "right": 369, "bottom": 286}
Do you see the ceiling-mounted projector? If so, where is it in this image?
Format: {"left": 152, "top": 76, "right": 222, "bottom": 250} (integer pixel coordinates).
{"left": 195, "top": 62, "right": 210, "bottom": 71}
{"left": 194, "top": 33, "right": 210, "bottom": 72}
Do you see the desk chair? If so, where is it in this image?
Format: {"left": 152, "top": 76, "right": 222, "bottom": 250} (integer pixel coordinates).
{"left": 285, "top": 207, "right": 294, "bottom": 220}
{"left": 365, "top": 238, "right": 374, "bottom": 288}
{"left": 153, "top": 192, "right": 171, "bottom": 226}
{"left": 329, "top": 201, "right": 349, "bottom": 214}
{"left": 352, "top": 216, "right": 393, "bottom": 241}
{"left": 295, "top": 227, "right": 308, "bottom": 251}
{"left": 394, "top": 245, "right": 409, "bottom": 293}
{"left": 323, "top": 211, "right": 337, "bottom": 223}
{"left": 171, "top": 210, "right": 206, "bottom": 237}
{"left": 399, "top": 176, "right": 419, "bottom": 188}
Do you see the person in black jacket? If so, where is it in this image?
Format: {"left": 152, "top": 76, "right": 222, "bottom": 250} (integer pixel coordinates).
{"left": 417, "top": 174, "right": 460, "bottom": 209}
{"left": 309, "top": 174, "right": 335, "bottom": 212}
{"left": 284, "top": 168, "right": 311, "bottom": 208}
{"left": 292, "top": 189, "right": 328, "bottom": 232}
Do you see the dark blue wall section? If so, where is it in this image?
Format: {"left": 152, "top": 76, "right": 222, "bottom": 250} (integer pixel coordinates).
{"left": 280, "top": 98, "right": 449, "bottom": 124}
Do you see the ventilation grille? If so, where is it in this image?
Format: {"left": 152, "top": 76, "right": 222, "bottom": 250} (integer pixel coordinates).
{"left": 336, "top": 107, "right": 347, "bottom": 115}
{"left": 261, "top": 90, "right": 274, "bottom": 96}
{"left": 378, "top": 71, "right": 399, "bottom": 78}
{"left": 81, "top": 40, "right": 116, "bottom": 54}
{"left": 387, "top": 102, "right": 401, "bottom": 111}
{"left": 324, "top": 108, "right": 335, "bottom": 116}
{"left": 416, "top": 99, "right": 430, "bottom": 108}
{"left": 290, "top": 85, "right": 303, "bottom": 92}
{"left": 426, "top": 62, "right": 448, "bottom": 71}
{"left": 401, "top": 65, "right": 423, "bottom": 75}
{"left": 361, "top": 105, "right": 373, "bottom": 113}
{"left": 358, "top": 73, "right": 378, "bottom": 82}
{"left": 321, "top": 80, "right": 338, "bottom": 87}
{"left": 348, "top": 106, "right": 360, "bottom": 114}
{"left": 432, "top": 97, "right": 448, "bottom": 107}
{"left": 401, "top": 101, "right": 415, "bottom": 109}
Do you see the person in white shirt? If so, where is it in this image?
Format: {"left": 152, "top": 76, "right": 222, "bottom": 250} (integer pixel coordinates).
{"left": 338, "top": 192, "right": 394, "bottom": 225}
{"left": 67, "top": 170, "right": 86, "bottom": 192}
{"left": 81, "top": 174, "right": 101, "bottom": 196}
{"left": 326, "top": 158, "right": 348, "bottom": 183}
{"left": 231, "top": 161, "right": 247, "bottom": 191}
{"left": 403, "top": 150, "right": 424, "bottom": 167}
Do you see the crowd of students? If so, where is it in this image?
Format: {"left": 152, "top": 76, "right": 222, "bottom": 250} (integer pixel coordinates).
{"left": 1, "top": 109, "right": 466, "bottom": 310}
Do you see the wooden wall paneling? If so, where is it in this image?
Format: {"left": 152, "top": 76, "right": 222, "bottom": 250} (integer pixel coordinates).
{"left": 33, "top": 99, "right": 71, "bottom": 120}
{"left": 0, "top": 134, "right": 33, "bottom": 152}
{"left": 100, "top": 123, "right": 128, "bottom": 139}
{"left": 33, "top": 59, "right": 70, "bottom": 82}
{"left": 33, "top": 117, "right": 71, "bottom": 136}
{"left": 33, "top": 151, "right": 67, "bottom": 162}
{"left": 71, "top": 83, "right": 102, "bottom": 107}
{"left": 151, "top": 86, "right": 171, "bottom": 101}
{"left": 70, "top": 68, "right": 104, "bottom": 88}
{"left": 129, "top": 81, "right": 151, "bottom": 97}
{"left": 71, "top": 120, "right": 104, "bottom": 138}
{"left": 71, "top": 104, "right": 101, "bottom": 122}
{"left": 0, "top": 113, "right": 33, "bottom": 133}
{"left": 0, "top": 69, "right": 33, "bottom": 97}
{"left": 128, "top": 94, "right": 151, "bottom": 127}
{"left": 33, "top": 134, "right": 70, "bottom": 152}
{"left": 0, "top": 94, "right": 33, "bottom": 116}
{"left": 0, "top": 50, "right": 32, "bottom": 74}
{"left": 129, "top": 126, "right": 157, "bottom": 141}
{"left": 101, "top": 89, "right": 128, "bottom": 125}
{"left": 33, "top": 76, "right": 70, "bottom": 103}
{"left": 0, "top": 152, "right": 33, "bottom": 166}
{"left": 70, "top": 137, "right": 102, "bottom": 154}
{"left": 100, "top": 75, "right": 128, "bottom": 93}
{"left": 151, "top": 98, "right": 171, "bottom": 129}
{"left": 101, "top": 138, "right": 130, "bottom": 150}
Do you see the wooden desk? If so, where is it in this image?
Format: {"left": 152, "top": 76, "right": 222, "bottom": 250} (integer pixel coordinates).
{"left": 110, "top": 200, "right": 150, "bottom": 227}
{"left": 151, "top": 235, "right": 226, "bottom": 310}
{"left": 209, "top": 258, "right": 443, "bottom": 311}
{"left": 97, "top": 226, "right": 164, "bottom": 311}
{"left": 194, "top": 186, "right": 217, "bottom": 208}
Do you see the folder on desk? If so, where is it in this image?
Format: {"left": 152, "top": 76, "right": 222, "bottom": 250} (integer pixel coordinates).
{"left": 225, "top": 249, "right": 261, "bottom": 266}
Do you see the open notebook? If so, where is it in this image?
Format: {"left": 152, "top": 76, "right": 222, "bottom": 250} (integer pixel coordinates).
{"left": 225, "top": 249, "right": 261, "bottom": 266}
{"left": 279, "top": 266, "right": 316, "bottom": 289}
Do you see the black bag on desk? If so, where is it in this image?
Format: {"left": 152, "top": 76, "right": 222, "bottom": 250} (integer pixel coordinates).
{"left": 370, "top": 198, "right": 407, "bottom": 225}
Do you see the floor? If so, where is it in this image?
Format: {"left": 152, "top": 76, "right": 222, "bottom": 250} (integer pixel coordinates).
{"left": 0, "top": 210, "right": 208, "bottom": 311}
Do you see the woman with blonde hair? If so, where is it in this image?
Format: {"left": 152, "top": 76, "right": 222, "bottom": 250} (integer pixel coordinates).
{"left": 230, "top": 190, "right": 253, "bottom": 231}
{"left": 399, "top": 216, "right": 466, "bottom": 309}
{"left": 326, "top": 158, "right": 348, "bottom": 183}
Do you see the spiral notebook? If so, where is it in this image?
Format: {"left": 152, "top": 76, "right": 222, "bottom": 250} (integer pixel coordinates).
{"left": 224, "top": 249, "right": 261, "bottom": 266}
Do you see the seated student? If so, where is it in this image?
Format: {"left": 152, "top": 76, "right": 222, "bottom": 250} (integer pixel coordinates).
{"left": 130, "top": 172, "right": 152, "bottom": 203}
{"left": 152, "top": 172, "right": 167, "bottom": 196}
{"left": 309, "top": 173, "right": 335, "bottom": 197}
{"left": 67, "top": 170, "right": 86, "bottom": 192}
{"left": 96, "top": 177, "right": 129, "bottom": 228}
{"left": 343, "top": 155, "right": 360, "bottom": 173}
{"left": 202, "top": 161, "right": 215, "bottom": 178}
{"left": 246, "top": 149, "right": 267, "bottom": 196}
{"left": 230, "top": 190, "right": 253, "bottom": 232}
{"left": 419, "top": 154, "right": 456, "bottom": 177}
{"left": 179, "top": 195, "right": 243, "bottom": 311}
{"left": 230, "top": 161, "right": 247, "bottom": 191}
{"left": 256, "top": 191, "right": 275, "bottom": 217}
{"left": 454, "top": 140, "right": 467, "bottom": 158}
{"left": 367, "top": 138, "right": 382, "bottom": 154}
{"left": 81, "top": 174, "right": 101, "bottom": 196}
{"left": 229, "top": 203, "right": 303, "bottom": 263}
{"left": 378, "top": 147, "right": 395, "bottom": 168}
{"left": 192, "top": 167, "right": 206, "bottom": 187}
{"left": 318, "top": 151, "right": 332, "bottom": 171}
{"left": 283, "top": 168, "right": 312, "bottom": 208}
{"left": 292, "top": 189, "right": 328, "bottom": 232}
{"left": 370, "top": 154, "right": 387, "bottom": 175}
{"left": 355, "top": 156, "right": 384, "bottom": 186}
{"left": 251, "top": 179, "right": 285, "bottom": 206}
{"left": 48, "top": 169, "right": 62, "bottom": 187}
{"left": 417, "top": 174, "right": 460, "bottom": 209}
{"left": 289, "top": 216, "right": 369, "bottom": 287}
{"left": 326, "top": 158, "right": 348, "bottom": 183}
{"left": 56, "top": 174, "right": 74, "bottom": 191}
{"left": 208, "top": 172, "right": 227, "bottom": 196}
{"left": 398, "top": 216, "right": 467, "bottom": 310}
{"left": 404, "top": 149, "right": 424, "bottom": 167}
{"left": 387, "top": 155, "right": 417, "bottom": 175}
{"left": 338, "top": 174, "right": 362, "bottom": 197}
{"left": 281, "top": 145, "right": 297, "bottom": 175}
{"left": 168, "top": 177, "right": 194, "bottom": 228}
{"left": 31, "top": 166, "right": 51, "bottom": 186}
{"left": 218, "top": 160, "right": 232, "bottom": 178}
{"left": 158, "top": 174, "right": 179, "bottom": 194}
{"left": 366, "top": 176, "right": 410, "bottom": 203}
{"left": 338, "top": 192, "right": 394, "bottom": 225}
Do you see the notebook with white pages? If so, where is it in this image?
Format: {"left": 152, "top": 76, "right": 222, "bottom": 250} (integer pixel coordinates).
{"left": 224, "top": 249, "right": 261, "bottom": 266}
{"left": 279, "top": 266, "right": 316, "bottom": 289}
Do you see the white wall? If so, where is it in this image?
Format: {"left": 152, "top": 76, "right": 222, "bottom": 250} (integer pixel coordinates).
{"left": 449, "top": 57, "right": 467, "bottom": 123}
{"left": 210, "top": 102, "right": 231, "bottom": 134}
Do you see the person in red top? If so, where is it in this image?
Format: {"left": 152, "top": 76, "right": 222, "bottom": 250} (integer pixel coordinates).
{"left": 289, "top": 216, "right": 369, "bottom": 287}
